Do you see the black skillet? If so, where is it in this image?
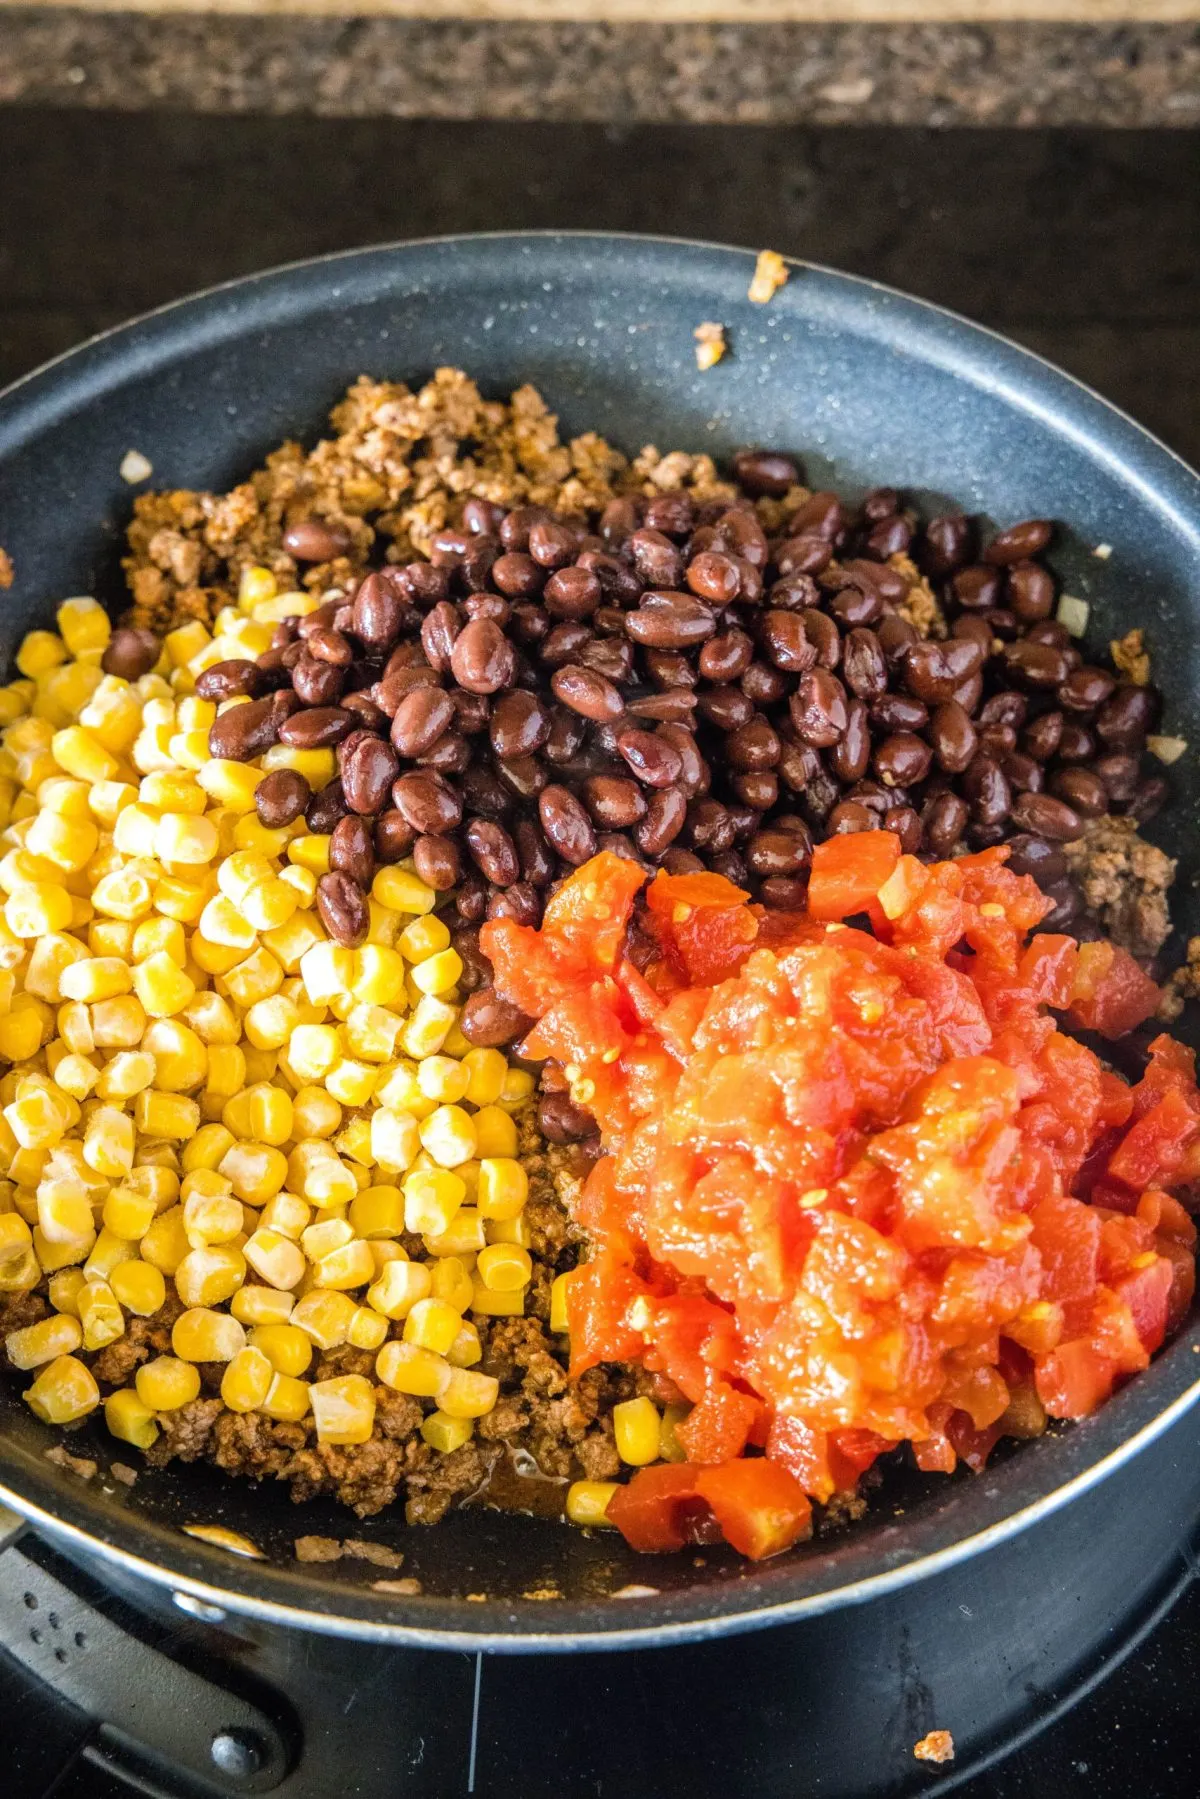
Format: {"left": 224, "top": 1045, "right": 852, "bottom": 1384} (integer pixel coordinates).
{"left": 1, "top": 235, "right": 1199, "bottom": 1673}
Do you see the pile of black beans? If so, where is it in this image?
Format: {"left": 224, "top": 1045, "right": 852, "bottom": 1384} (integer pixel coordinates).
{"left": 171, "top": 448, "right": 1168, "bottom": 1066}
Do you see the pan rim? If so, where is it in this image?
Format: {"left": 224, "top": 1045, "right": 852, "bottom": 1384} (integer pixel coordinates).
{"left": 2, "top": 229, "right": 1199, "bottom": 1648}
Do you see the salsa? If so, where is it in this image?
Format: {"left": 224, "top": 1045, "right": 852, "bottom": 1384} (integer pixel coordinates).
{"left": 482, "top": 838, "right": 1199, "bottom": 1559}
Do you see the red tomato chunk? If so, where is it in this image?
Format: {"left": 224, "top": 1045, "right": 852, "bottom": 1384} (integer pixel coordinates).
{"left": 482, "top": 841, "right": 1199, "bottom": 1559}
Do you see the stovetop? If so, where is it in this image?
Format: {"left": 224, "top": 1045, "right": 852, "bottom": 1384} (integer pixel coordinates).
{"left": 2, "top": 1527, "right": 1198, "bottom": 1799}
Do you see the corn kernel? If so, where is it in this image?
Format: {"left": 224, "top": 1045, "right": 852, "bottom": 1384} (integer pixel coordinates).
{"left": 6, "top": 881, "right": 73, "bottom": 937}
{"left": 91, "top": 994, "right": 147, "bottom": 1048}
{"left": 78, "top": 1279, "right": 125, "bottom": 1350}
{"left": 25, "top": 1354, "right": 100, "bottom": 1424}
{"left": 477, "top": 1243, "right": 532, "bottom": 1293}
{"left": 291, "top": 1085, "right": 341, "bottom": 1139}
{"left": 244, "top": 1227, "right": 305, "bottom": 1290}
{"left": 373, "top": 867, "right": 436, "bottom": 917}
{"left": 402, "top": 1167, "right": 465, "bottom": 1238}
{"left": 613, "top": 1396, "right": 661, "bottom": 1467}
{"left": 402, "top": 1296, "right": 462, "bottom": 1356}
{"left": 421, "top": 1411, "right": 474, "bottom": 1455}
{"left": 172, "top": 1307, "right": 246, "bottom": 1363}
{"left": 133, "top": 915, "right": 188, "bottom": 966}
{"left": 5, "top": 1312, "right": 83, "bottom": 1369}
{"left": 549, "top": 1271, "right": 574, "bottom": 1335}
{"left": 477, "top": 1157, "right": 528, "bottom": 1222}
{"left": 221, "top": 1345, "right": 274, "bottom": 1413}
{"left": 366, "top": 1258, "right": 432, "bottom": 1320}
{"left": 419, "top": 1105, "right": 477, "bottom": 1170}
{"left": 136, "top": 1355, "right": 202, "bottom": 1410}
{"left": 219, "top": 1144, "right": 288, "bottom": 1206}
{"left": 352, "top": 944, "right": 407, "bottom": 1007}
{"left": 0, "top": 1212, "right": 34, "bottom": 1266}
{"left": 347, "top": 1305, "right": 389, "bottom": 1351}
{"left": 437, "top": 1367, "right": 499, "bottom": 1420}
{"left": 409, "top": 948, "right": 463, "bottom": 998}
{"left": 325, "top": 1058, "right": 377, "bottom": 1107}
{"left": 249, "top": 1321, "right": 312, "bottom": 1376}
{"left": 349, "top": 1185, "right": 406, "bottom": 1239}
{"left": 460, "top": 1047, "right": 507, "bottom": 1107}
{"left": 415, "top": 1055, "right": 470, "bottom": 1105}
{"left": 230, "top": 1285, "right": 294, "bottom": 1327}
{"left": 473, "top": 1107, "right": 518, "bottom": 1159}
{"left": 96, "top": 1051, "right": 156, "bottom": 1102}
{"left": 183, "top": 1186, "right": 244, "bottom": 1248}
{"left": 290, "top": 1289, "right": 357, "bottom": 1349}
{"left": 183, "top": 1123, "right": 235, "bottom": 1174}
{"left": 310, "top": 1372, "right": 375, "bottom": 1445}
{"left": 424, "top": 1210, "right": 486, "bottom": 1258}
{"left": 104, "top": 1386, "right": 159, "bottom": 1449}
{"left": 110, "top": 1259, "right": 167, "bottom": 1316}
{"left": 401, "top": 995, "right": 456, "bottom": 1060}
{"left": 446, "top": 1321, "right": 482, "bottom": 1369}
{"left": 377, "top": 1340, "right": 450, "bottom": 1399}
{"left": 134, "top": 1090, "right": 201, "bottom": 1140}
{"left": 139, "top": 1207, "right": 190, "bottom": 1275}
{"left": 132, "top": 950, "right": 195, "bottom": 1018}
{"left": 429, "top": 1255, "right": 475, "bottom": 1315}
{"left": 47, "top": 1268, "right": 86, "bottom": 1316}
{"left": 565, "top": 1481, "right": 619, "bottom": 1528}
{"left": 262, "top": 1372, "right": 311, "bottom": 1421}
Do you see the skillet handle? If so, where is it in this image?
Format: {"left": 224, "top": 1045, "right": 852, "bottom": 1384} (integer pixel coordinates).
{"left": 0, "top": 1500, "right": 27, "bottom": 1551}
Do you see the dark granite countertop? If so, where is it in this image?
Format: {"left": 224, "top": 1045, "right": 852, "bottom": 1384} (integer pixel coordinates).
{"left": 0, "top": 9, "right": 1198, "bottom": 125}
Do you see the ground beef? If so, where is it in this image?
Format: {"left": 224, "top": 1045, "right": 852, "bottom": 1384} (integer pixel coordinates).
{"left": 145, "top": 1398, "right": 223, "bottom": 1465}
{"left": 1063, "top": 816, "right": 1176, "bottom": 960}
{"left": 404, "top": 1440, "right": 497, "bottom": 1526}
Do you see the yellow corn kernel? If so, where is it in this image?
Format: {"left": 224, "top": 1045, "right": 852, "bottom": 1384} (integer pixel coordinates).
{"left": 139, "top": 1206, "right": 189, "bottom": 1275}
{"left": 181, "top": 1124, "right": 235, "bottom": 1175}
{"left": 135, "top": 1355, "right": 201, "bottom": 1411}
{"left": 133, "top": 916, "right": 188, "bottom": 968}
{"left": 549, "top": 1271, "right": 574, "bottom": 1334}
{"left": 360, "top": 1111, "right": 414, "bottom": 1178}
{"left": 0, "top": 1245, "right": 42, "bottom": 1291}
{"left": 81, "top": 1104, "right": 134, "bottom": 1179}
{"left": 17, "top": 630, "right": 69, "bottom": 677}
{"left": 25, "top": 810, "right": 99, "bottom": 874}
{"left": 286, "top": 1024, "right": 339, "bottom": 1083}
{"left": 230, "top": 1284, "right": 294, "bottom": 1327}
{"left": 437, "top": 1366, "right": 499, "bottom": 1420}
{"left": 145, "top": 1018, "right": 209, "bottom": 1092}
{"left": 282, "top": 827, "right": 332, "bottom": 876}
{"left": 183, "top": 992, "right": 240, "bottom": 1045}
{"left": 477, "top": 1243, "right": 532, "bottom": 1293}
{"left": 110, "top": 1259, "right": 167, "bottom": 1317}
{"left": 290, "top": 1085, "right": 341, "bottom": 1140}
{"left": 484, "top": 1213, "right": 530, "bottom": 1250}
{"left": 203, "top": 1044, "right": 246, "bottom": 1100}
{"left": 499, "top": 1067, "right": 535, "bottom": 1108}
{"left": 239, "top": 879, "right": 298, "bottom": 936}
{"left": 6, "top": 882, "right": 73, "bottom": 938}
{"left": 36, "top": 1179, "right": 95, "bottom": 1246}
{"left": 174, "top": 1243, "right": 246, "bottom": 1308}
{"left": 0, "top": 1006, "right": 48, "bottom": 1061}
{"left": 426, "top": 1249, "right": 473, "bottom": 1310}
{"left": 183, "top": 1186, "right": 244, "bottom": 1248}
{"left": 350, "top": 944, "right": 405, "bottom": 1008}
{"left": 246, "top": 1083, "right": 293, "bottom": 1146}
{"left": 5, "top": 1312, "right": 83, "bottom": 1369}
{"left": 172, "top": 1306, "right": 246, "bottom": 1363}
{"left": 242, "top": 994, "right": 298, "bottom": 1054}
{"left": 290, "top": 1288, "right": 357, "bottom": 1349}
{"left": 400, "top": 1167, "right": 463, "bottom": 1238}
{"left": 249, "top": 1321, "right": 313, "bottom": 1376}
{"left": 0, "top": 1212, "right": 33, "bottom": 1267}
{"left": 400, "top": 995, "right": 456, "bottom": 1060}
{"left": 128, "top": 1162, "right": 179, "bottom": 1210}
{"left": 446, "top": 1321, "right": 481, "bottom": 1369}
{"left": 310, "top": 1372, "right": 375, "bottom": 1445}
{"left": 153, "top": 874, "right": 208, "bottom": 925}
{"left": 90, "top": 994, "right": 146, "bottom": 1049}
{"left": 53, "top": 1054, "right": 101, "bottom": 1103}
{"left": 366, "top": 1258, "right": 432, "bottom": 1320}
{"left": 87, "top": 918, "right": 136, "bottom": 960}
{"left": 565, "top": 1481, "right": 619, "bottom": 1528}
{"left": 409, "top": 948, "right": 463, "bottom": 998}
{"left": 477, "top": 1155, "right": 529, "bottom": 1221}
{"left": 395, "top": 915, "right": 448, "bottom": 963}
{"left": 457, "top": 1048, "right": 505, "bottom": 1108}
{"left": 259, "top": 742, "right": 336, "bottom": 789}
{"left": 51, "top": 723, "right": 120, "bottom": 789}
{"left": 424, "top": 1209, "right": 485, "bottom": 1259}
{"left": 155, "top": 812, "right": 218, "bottom": 866}
{"left": 219, "top": 1144, "right": 289, "bottom": 1207}
{"left": 134, "top": 1090, "right": 201, "bottom": 1140}
{"left": 347, "top": 1305, "right": 389, "bottom": 1351}
{"left": 97, "top": 1187, "right": 154, "bottom": 1243}
{"left": 323, "top": 1058, "right": 376, "bottom": 1108}
{"left": 261, "top": 1372, "right": 311, "bottom": 1421}
{"left": 55, "top": 596, "right": 110, "bottom": 654}
{"left": 473, "top": 1107, "right": 518, "bottom": 1160}
{"left": 132, "top": 950, "right": 195, "bottom": 1019}
{"left": 197, "top": 759, "right": 261, "bottom": 813}
{"left": 420, "top": 1411, "right": 474, "bottom": 1455}
{"left": 47, "top": 1267, "right": 86, "bottom": 1316}
{"left": 372, "top": 867, "right": 436, "bottom": 917}
{"left": 419, "top": 1105, "right": 477, "bottom": 1170}
{"left": 376, "top": 1339, "right": 450, "bottom": 1399}
{"left": 314, "top": 1239, "right": 375, "bottom": 1291}
{"left": 415, "top": 1055, "right": 469, "bottom": 1105}
{"left": 263, "top": 913, "right": 323, "bottom": 976}
{"left": 78, "top": 1278, "right": 125, "bottom": 1350}
{"left": 344, "top": 1002, "right": 402, "bottom": 1064}
{"left": 349, "top": 1185, "right": 405, "bottom": 1240}
{"left": 469, "top": 1281, "right": 523, "bottom": 1318}
{"left": 613, "top": 1396, "right": 661, "bottom": 1467}
{"left": 221, "top": 1345, "right": 274, "bottom": 1413}
{"left": 243, "top": 1225, "right": 305, "bottom": 1290}
{"left": 289, "top": 1142, "right": 357, "bottom": 1209}
{"left": 25, "top": 1353, "right": 100, "bottom": 1424}
{"left": 220, "top": 946, "right": 283, "bottom": 1010}
{"left": 402, "top": 1296, "right": 462, "bottom": 1356}
{"left": 104, "top": 1386, "right": 159, "bottom": 1450}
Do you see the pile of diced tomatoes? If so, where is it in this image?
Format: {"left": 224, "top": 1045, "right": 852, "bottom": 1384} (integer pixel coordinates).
{"left": 481, "top": 834, "right": 1198, "bottom": 1560}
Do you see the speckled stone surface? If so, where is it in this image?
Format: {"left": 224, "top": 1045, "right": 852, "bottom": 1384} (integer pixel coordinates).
{"left": 1, "top": 12, "right": 1199, "bottom": 124}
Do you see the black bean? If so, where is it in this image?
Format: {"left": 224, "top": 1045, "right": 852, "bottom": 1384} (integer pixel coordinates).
{"left": 962, "top": 755, "right": 1012, "bottom": 827}
{"left": 316, "top": 872, "right": 370, "bottom": 948}
{"left": 305, "top": 778, "right": 347, "bottom": 835}
{"left": 490, "top": 689, "right": 552, "bottom": 759}
{"left": 283, "top": 518, "right": 351, "bottom": 562}
{"left": 842, "top": 628, "right": 888, "bottom": 701}
{"left": 461, "top": 989, "right": 535, "bottom": 1048}
{"left": 254, "top": 769, "right": 310, "bottom": 828}
{"left": 626, "top": 591, "right": 716, "bottom": 650}
{"left": 208, "top": 697, "right": 281, "bottom": 762}
{"left": 984, "top": 519, "right": 1053, "bottom": 565}
{"left": 636, "top": 787, "right": 688, "bottom": 856}
{"left": 451, "top": 619, "right": 516, "bottom": 694}
{"left": 1049, "top": 767, "right": 1109, "bottom": 818}
{"left": 923, "top": 790, "right": 969, "bottom": 855}
{"left": 734, "top": 449, "right": 799, "bottom": 497}
{"left": 791, "top": 670, "right": 849, "bottom": 747}
{"left": 196, "top": 659, "right": 265, "bottom": 702}
{"left": 544, "top": 567, "right": 602, "bottom": 621}
{"left": 687, "top": 551, "right": 742, "bottom": 605}
{"left": 1010, "top": 792, "right": 1082, "bottom": 840}
{"left": 464, "top": 819, "right": 520, "bottom": 886}
{"left": 699, "top": 630, "right": 754, "bottom": 683}
{"left": 874, "top": 732, "right": 932, "bottom": 789}
{"left": 102, "top": 627, "right": 162, "bottom": 679}
{"left": 1004, "top": 834, "right": 1066, "bottom": 882}
{"left": 883, "top": 806, "right": 923, "bottom": 854}
{"left": 617, "top": 729, "right": 684, "bottom": 788}
{"left": 538, "top": 1092, "right": 599, "bottom": 1144}
{"left": 583, "top": 776, "right": 647, "bottom": 829}
{"left": 920, "top": 515, "right": 974, "bottom": 578}
{"left": 551, "top": 664, "right": 625, "bottom": 723}
{"left": 902, "top": 639, "right": 985, "bottom": 704}
{"left": 539, "top": 785, "right": 598, "bottom": 865}
{"left": 929, "top": 701, "right": 978, "bottom": 774}
{"left": 329, "top": 815, "right": 375, "bottom": 887}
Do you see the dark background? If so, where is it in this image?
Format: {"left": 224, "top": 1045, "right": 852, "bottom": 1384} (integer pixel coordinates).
{"left": 1, "top": 116, "right": 1198, "bottom": 468}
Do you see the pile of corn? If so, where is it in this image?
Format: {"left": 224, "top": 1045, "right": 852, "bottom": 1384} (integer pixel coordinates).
{"left": 0, "top": 580, "right": 561, "bottom": 1466}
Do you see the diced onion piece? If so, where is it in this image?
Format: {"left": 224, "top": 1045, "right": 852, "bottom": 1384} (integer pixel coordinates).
{"left": 1056, "top": 593, "right": 1090, "bottom": 637}
{"left": 1147, "top": 735, "right": 1187, "bottom": 765}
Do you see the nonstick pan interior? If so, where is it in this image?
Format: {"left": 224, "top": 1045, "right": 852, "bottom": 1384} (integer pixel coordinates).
{"left": 1, "top": 233, "right": 1199, "bottom": 1648}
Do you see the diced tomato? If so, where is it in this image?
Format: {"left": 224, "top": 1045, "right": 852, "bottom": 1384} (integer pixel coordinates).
{"left": 693, "top": 1459, "right": 813, "bottom": 1560}
{"left": 1108, "top": 1087, "right": 1199, "bottom": 1189}
{"left": 676, "top": 1381, "right": 760, "bottom": 1463}
{"left": 486, "top": 850, "right": 1199, "bottom": 1555}
{"left": 1068, "top": 941, "right": 1161, "bottom": 1039}
{"left": 1035, "top": 1340, "right": 1116, "bottom": 1417}
{"left": 806, "top": 831, "right": 901, "bottom": 921}
{"left": 606, "top": 1464, "right": 713, "bottom": 1553}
